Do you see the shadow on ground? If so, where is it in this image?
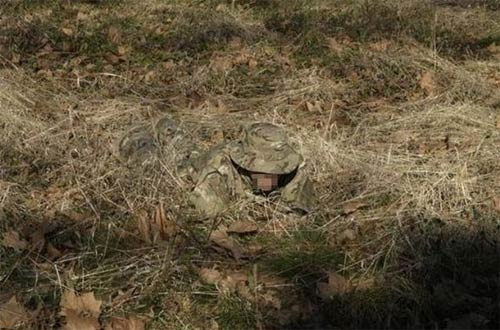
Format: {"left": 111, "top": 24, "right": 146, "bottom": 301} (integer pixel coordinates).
{"left": 281, "top": 221, "right": 499, "bottom": 330}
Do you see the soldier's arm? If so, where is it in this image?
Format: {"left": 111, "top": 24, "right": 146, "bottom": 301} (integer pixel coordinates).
{"left": 280, "top": 166, "right": 315, "bottom": 213}
{"left": 188, "top": 141, "right": 243, "bottom": 218}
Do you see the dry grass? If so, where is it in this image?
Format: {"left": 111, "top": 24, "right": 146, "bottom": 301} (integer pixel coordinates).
{"left": 1, "top": 0, "right": 499, "bottom": 329}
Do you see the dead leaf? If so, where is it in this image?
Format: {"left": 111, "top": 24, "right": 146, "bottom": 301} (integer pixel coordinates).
{"left": 218, "top": 271, "right": 248, "bottom": 294}
{"left": 61, "top": 210, "right": 91, "bottom": 222}
{"left": 246, "top": 243, "right": 264, "bottom": 257}
{"left": 136, "top": 210, "right": 151, "bottom": 243}
{"left": 493, "top": 196, "right": 500, "bottom": 213}
{"left": 304, "top": 101, "right": 322, "bottom": 113}
{"left": 199, "top": 268, "right": 222, "bottom": 285}
{"left": 227, "top": 221, "right": 258, "bottom": 234}
{"left": 487, "top": 43, "right": 500, "bottom": 55}
{"left": 29, "top": 227, "right": 46, "bottom": 251}
{"left": 103, "top": 64, "right": 114, "bottom": 72}
{"left": 304, "top": 101, "right": 314, "bottom": 112}
{"left": 209, "top": 228, "right": 244, "bottom": 260}
{"left": 162, "top": 60, "right": 175, "bottom": 70}
{"left": 47, "top": 243, "right": 63, "bottom": 260}
{"left": 107, "top": 26, "right": 121, "bottom": 43}
{"left": 235, "top": 281, "right": 253, "bottom": 300}
{"left": 225, "top": 271, "right": 248, "bottom": 284}
{"left": 2, "top": 230, "right": 28, "bottom": 251}
{"left": 206, "top": 128, "right": 224, "bottom": 144}
{"left": 77, "top": 12, "right": 88, "bottom": 21}
{"left": 337, "top": 229, "right": 357, "bottom": 243}
{"left": 261, "top": 291, "right": 282, "bottom": 310}
{"left": 209, "top": 319, "right": 220, "bottom": 330}
{"left": 259, "top": 273, "right": 288, "bottom": 288}
{"left": 60, "top": 291, "right": 102, "bottom": 330}
{"left": 496, "top": 114, "right": 500, "bottom": 129}
{"left": 327, "top": 38, "right": 343, "bottom": 54}
{"left": 342, "top": 201, "right": 368, "bottom": 215}
{"left": 11, "top": 53, "right": 21, "bottom": 64}
{"left": 0, "top": 296, "right": 29, "bottom": 329}
{"left": 352, "top": 276, "right": 378, "bottom": 291}
{"left": 152, "top": 203, "right": 177, "bottom": 242}
{"left": 233, "top": 52, "right": 249, "bottom": 65}
{"left": 62, "top": 27, "right": 74, "bottom": 37}
{"left": 215, "top": 4, "right": 227, "bottom": 12}
{"left": 105, "top": 316, "right": 145, "bottom": 330}
{"left": 368, "top": 40, "right": 390, "bottom": 52}
{"left": 420, "top": 71, "right": 439, "bottom": 97}
{"left": 62, "top": 41, "right": 73, "bottom": 52}
{"left": 24, "top": 13, "right": 33, "bottom": 22}
{"left": 36, "top": 58, "right": 51, "bottom": 70}
{"left": 216, "top": 99, "right": 227, "bottom": 114}
{"left": 117, "top": 46, "right": 127, "bottom": 56}
{"left": 144, "top": 71, "right": 155, "bottom": 83}
{"left": 248, "top": 59, "right": 258, "bottom": 70}
{"left": 211, "top": 56, "right": 233, "bottom": 72}
{"left": 317, "top": 272, "right": 351, "bottom": 299}
{"left": 105, "top": 53, "right": 120, "bottom": 64}
{"left": 36, "top": 262, "right": 54, "bottom": 272}
{"left": 229, "top": 37, "right": 242, "bottom": 49}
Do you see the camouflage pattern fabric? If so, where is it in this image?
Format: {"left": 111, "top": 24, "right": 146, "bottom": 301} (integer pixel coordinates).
{"left": 118, "top": 114, "right": 198, "bottom": 165}
{"left": 118, "top": 125, "right": 157, "bottom": 163}
{"left": 187, "top": 143, "right": 247, "bottom": 217}
{"left": 119, "top": 119, "right": 315, "bottom": 216}
{"left": 229, "top": 122, "right": 303, "bottom": 174}
{"left": 186, "top": 123, "right": 315, "bottom": 216}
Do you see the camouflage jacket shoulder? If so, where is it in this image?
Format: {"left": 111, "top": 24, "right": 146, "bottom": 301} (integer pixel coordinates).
{"left": 186, "top": 142, "right": 315, "bottom": 217}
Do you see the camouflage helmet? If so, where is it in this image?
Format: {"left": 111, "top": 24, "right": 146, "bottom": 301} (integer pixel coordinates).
{"left": 229, "top": 122, "right": 303, "bottom": 175}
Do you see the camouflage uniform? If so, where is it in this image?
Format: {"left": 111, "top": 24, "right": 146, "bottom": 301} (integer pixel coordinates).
{"left": 119, "top": 119, "right": 315, "bottom": 216}
{"left": 118, "top": 114, "right": 198, "bottom": 166}
{"left": 185, "top": 123, "right": 315, "bottom": 217}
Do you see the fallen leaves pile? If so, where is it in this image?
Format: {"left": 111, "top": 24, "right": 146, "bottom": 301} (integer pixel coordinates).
{"left": 0, "top": 290, "right": 145, "bottom": 330}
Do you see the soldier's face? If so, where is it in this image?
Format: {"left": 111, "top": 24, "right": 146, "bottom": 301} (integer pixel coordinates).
{"left": 250, "top": 173, "right": 279, "bottom": 192}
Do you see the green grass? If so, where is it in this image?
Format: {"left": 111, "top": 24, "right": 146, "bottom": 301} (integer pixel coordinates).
{"left": 261, "top": 227, "right": 342, "bottom": 284}
{"left": 217, "top": 297, "right": 256, "bottom": 330}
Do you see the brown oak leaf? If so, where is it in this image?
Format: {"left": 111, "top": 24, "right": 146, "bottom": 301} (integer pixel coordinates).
{"left": 0, "top": 296, "right": 29, "bottom": 328}
{"left": 2, "top": 230, "right": 28, "bottom": 251}
{"left": 105, "top": 316, "right": 145, "bottom": 330}
{"left": 199, "top": 268, "right": 222, "bottom": 285}
{"left": 209, "top": 229, "right": 244, "bottom": 260}
{"left": 317, "top": 272, "right": 351, "bottom": 299}
{"left": 60, "top": 291, "right": 102, "bottom": 330}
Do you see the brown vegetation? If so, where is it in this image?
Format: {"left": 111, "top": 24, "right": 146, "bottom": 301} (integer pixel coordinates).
{"left": 0, "top": 0, "right": 499, "bottom": 329}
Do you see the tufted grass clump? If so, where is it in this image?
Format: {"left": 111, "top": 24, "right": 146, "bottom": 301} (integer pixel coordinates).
{"left": 217, "top": 297, "right": 256, "bottom": 330}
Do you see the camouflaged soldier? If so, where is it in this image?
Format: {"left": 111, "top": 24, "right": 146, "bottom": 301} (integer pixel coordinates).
{"left": 185, "top": 122, "right": 315, "bottom": 217}
{"left": 118, "top": 114, "right": 198, "bottom": 166}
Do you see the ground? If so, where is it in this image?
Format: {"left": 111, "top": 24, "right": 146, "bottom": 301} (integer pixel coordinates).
{"left": 0, "top": 0, "right": 499, "bottom": 329}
